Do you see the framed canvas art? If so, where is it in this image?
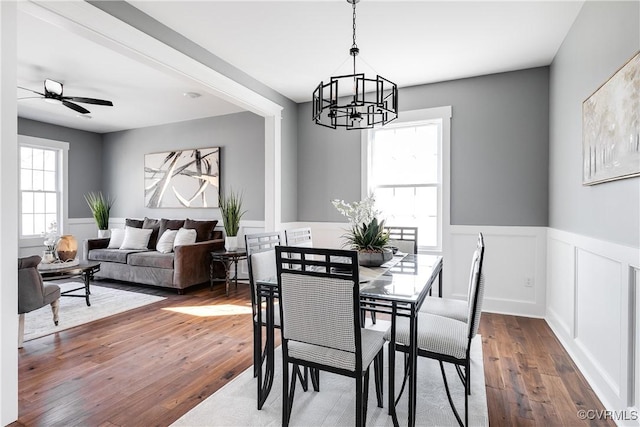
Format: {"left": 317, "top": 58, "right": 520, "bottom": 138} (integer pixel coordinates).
{"left": 583, "top": 52, "right": 640, "bottom": 185}
{"left": 145, "top": 147, "right": 220, "bottom": 208}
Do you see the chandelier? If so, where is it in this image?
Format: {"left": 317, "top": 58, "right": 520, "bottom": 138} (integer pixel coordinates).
{"left": 312, "top": 0, "right": 398, "bottom": 130}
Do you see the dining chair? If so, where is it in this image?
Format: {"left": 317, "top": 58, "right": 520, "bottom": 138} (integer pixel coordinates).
{"left": 18, "top": 255, "right": 61, "bottom": 348}
{"left": 276, "top": 246, "right": 385, "bottom": 427}
{"left": 246, "top": 231, "right": 282, "bottom": 378}
{"left": 420, "top": 233, "right": 484, "bottom": 322}
{"left": 385, "top": 233, "right": 485, "bottom": 427}
{"left": 284, "top": 227, "right": 313, "bottom": 247}
{"left": 383, "top": 225, "right": 418, "bottom": 255}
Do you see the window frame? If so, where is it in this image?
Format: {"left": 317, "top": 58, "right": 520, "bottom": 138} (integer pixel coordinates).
{"left": 18, "top": 135, "right": 69, "bottom": 249}
{"left": 362, "top": 106, "right": 451, "bottom": 254}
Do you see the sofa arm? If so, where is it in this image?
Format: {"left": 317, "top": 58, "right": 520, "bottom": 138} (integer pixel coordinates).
{"left": 83, "top": 238, "right": 110, "bottom": 261}
{"left": 173, "top": 238, "right": 225, "bottom": 287}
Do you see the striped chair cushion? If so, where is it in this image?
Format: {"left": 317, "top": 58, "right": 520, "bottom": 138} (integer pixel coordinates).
{"left": 250, "top": 250, "right": 276, "bottom": 300}
{"left": 384, "top": 313, "right": 468, "bottom": 360}
{"left": 419, "top": 296, "right": 468, "bottom": 322}
{"left": 288, "top": 328, "right": 385, "bottom": 372}
{"left": 280, "top": 273, "right": 355, "bottom": 353}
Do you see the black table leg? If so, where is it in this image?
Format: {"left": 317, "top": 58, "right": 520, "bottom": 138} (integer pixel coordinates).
{"left": 83, "top": 271, "right": 91, "bottom": 306}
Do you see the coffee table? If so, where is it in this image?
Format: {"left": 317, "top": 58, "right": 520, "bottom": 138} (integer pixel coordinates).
{"left": 38, "top": 261, "right": 101, "bottom": 306}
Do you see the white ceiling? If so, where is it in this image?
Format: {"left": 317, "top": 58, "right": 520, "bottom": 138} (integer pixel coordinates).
{"left": 16, "top": 1, "right": 584, "bottom": 134}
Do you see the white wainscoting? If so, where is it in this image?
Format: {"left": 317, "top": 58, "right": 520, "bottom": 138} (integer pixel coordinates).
{"left": 546, "top": 228, "right": 639, "bottom": 424}
{"left": 19, "top": 218, "right": 98, "bottom": 259}
{"left": 285, "top": 223, "right": 547, "bottom": 317}
{"left": 448, "top": 225, "right": 547, "bottom": 318}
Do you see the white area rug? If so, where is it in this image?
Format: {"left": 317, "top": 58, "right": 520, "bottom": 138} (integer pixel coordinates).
{"left": 172, "top": 333, "right": 488, "bottom": 427}
{"left": 23, "top": 281, "right": 166, "bottom": 342}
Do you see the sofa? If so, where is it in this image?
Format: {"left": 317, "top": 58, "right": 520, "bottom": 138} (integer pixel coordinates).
{"left": 84, "top": 218, "right": 225, "bottom": 293}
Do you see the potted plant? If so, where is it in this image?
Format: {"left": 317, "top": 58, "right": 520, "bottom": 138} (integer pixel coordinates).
{"left": 219, "top": 187, "right": 246, "bottom": 249}
{"left": 84, "top": 192, "right": 114, "bottom": 238}
{"left": 332, "top": 195, "right": 392, "bottom": 267}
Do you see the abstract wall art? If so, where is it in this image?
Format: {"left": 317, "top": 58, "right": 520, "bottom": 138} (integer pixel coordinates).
{"left": 583, "top": 52, "right": 639, "bottom": 185}
{"left": 145, "top": 147, "right": 220, "bottom": 208}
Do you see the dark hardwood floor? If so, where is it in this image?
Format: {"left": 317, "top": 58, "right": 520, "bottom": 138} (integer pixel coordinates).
{"left": 11, "top": 281, "right": 613, "bottom": 426}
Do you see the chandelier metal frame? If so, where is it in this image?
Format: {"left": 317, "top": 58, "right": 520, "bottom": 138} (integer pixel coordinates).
{"left": 312, "top": 0, "right": 398, "bottom": 130}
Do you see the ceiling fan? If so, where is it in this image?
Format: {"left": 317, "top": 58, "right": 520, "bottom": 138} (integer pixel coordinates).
{"left": 18, "top": 79, "right": 113, "bottom": 115}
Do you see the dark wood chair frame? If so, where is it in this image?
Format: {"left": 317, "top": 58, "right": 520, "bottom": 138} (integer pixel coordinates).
{"left": 276, "top": 246, "right": 384, "bottom": 427}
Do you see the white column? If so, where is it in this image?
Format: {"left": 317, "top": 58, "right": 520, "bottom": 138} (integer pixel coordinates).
{"left": 0, "top": 0, "right": 20, "bottom": 424}
{"left": 264, "top": 114, "right": 282, "bottom": 232}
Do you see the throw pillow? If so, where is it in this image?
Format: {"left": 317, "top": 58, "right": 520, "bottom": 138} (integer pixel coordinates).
{"left": 125, "top": 218, "right": 144, "bottom": 228}
{"left": 156, "top": 229, "right": 179, "bottom": 253}
{"left": 173, "top": 228, "right": 197, "bottom": 248}
{"left": 142, "top": 217, "right": 161, "bottom": 249}
{"left": 120, "top": 226, "right": 153, "bottom": 250}
{"left": 107, "top": 228, "right": 126, "bottom": 248}
{"left": 184, "top": 218, "right": 218, "bottom": 242}
{"left": 159, "top": 218, "right": 185, "bottom": 238}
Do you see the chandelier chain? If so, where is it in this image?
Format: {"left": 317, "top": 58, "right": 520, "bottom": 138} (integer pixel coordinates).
{"left": 352, "top": 1, "right": 357, "bottom": 49}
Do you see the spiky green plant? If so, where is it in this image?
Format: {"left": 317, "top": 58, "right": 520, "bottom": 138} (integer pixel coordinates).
{"left": 219, "top": 188, "right": 246, "bottom": 237}
{"left": 84, "top": 192, "right": 114, "bottom": 230}
{"left": 343, "top": 218, "right": 390, "bottom": 252}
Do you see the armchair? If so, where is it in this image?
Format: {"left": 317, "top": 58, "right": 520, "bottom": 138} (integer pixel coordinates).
{"left": 18, "top": 255, "right": 61, "bottom": 348}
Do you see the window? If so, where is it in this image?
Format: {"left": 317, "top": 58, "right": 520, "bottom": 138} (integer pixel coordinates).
{"left": 363, "top": 107, "right": 450, "bottom": 253}
{"left": 19, "top": 136, "right": 68, "bottom": 243}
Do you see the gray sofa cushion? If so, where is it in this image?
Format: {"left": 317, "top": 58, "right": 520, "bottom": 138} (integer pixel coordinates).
{"left": 89, "top": 248, "right": 146, "bottom": 264}
{"left": 128, "top": 251, "right": 174, "bottom": 269}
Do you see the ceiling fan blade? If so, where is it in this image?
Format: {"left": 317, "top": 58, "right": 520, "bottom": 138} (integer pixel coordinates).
{"left": 63, "top": 96, "right": 113, "bottom": 106}
{"left": 17, "top": 86, "right": 44, "bottom": 96}
{"left": 62, "top": 100, "right": 90, "bottom": 114}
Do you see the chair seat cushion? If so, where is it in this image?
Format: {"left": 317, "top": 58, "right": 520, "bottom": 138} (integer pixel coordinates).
{"left": 288, "top": 328, "right": 385, "bottom": 372}
{"left": 385, "top": 313, "right": 468, "bottom": 360}
{"left": 420, "top": 296, "right": 468, "bottom": 322}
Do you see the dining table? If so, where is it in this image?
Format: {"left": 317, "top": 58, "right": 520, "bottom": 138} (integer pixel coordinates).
{"left": 255, "top": 252, "right": 443, "bottom": 427}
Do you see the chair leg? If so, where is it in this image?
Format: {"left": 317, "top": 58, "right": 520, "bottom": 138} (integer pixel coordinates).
{"left": 51, "top": 299, "right": 59, "bottom": 326}
{"left": 253, "top": 324, "right": 260, "bottom": 377}
{"left": 439, "top": 361, "right": 464, "bottom": 427}
{"left": 310, "top": 367, "right": 320, "bottom": 392}
{"left": 374, "top": 350, "right": 383, "bottom": 408}
{"left": 355, "top": 372, "right": 364, "bottom": 427}
{"left": 18, "top": 313, "right": 25, "bottom": 349}
{"left": 363, "top": 368, "right": 370, "bottom": 424}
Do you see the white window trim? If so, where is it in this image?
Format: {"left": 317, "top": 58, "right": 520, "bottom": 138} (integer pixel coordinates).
{"left": 361, "top": 106, "right": 452, "bottom": 253}
{"left": 18, "top": 135, "right": 69, "bottom": 249}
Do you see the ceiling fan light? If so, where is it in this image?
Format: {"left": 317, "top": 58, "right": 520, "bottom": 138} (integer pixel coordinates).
{"left": 44, "top": 79, "right": 63, "bottom": 96}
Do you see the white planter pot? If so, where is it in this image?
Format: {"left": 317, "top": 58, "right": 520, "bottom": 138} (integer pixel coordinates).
{"left": 225, "top": 235, "right": 238, "bottom": 250}
{"left": 98, "top": 229, "right": 111, "bottom": 239}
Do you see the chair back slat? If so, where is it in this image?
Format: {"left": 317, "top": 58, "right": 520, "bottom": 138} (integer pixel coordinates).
{"left": 284, "top": 227, "right": 313, "bottom": 247}
{"left": 384, "top": 226, "right": 418, "bottom": 254}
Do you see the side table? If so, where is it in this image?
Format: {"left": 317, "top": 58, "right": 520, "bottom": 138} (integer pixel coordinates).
{"left": 210, "top": 249, "right": 247, "bottom": 296}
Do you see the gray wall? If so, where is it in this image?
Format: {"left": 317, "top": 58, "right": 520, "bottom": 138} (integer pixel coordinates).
{"left": 297, "top": 67, "right": 550, "bottom": 226}
{"left": 17, "top": 117, "right": 103, "bottom": 218}
{"left": 90, "top": 0, "right": 299, "bottom": 223}
{"left": 102, "top": 112, "right": 264, "bottom": 221}
{"left": 549, "top": 1, "right": 639, "bottom": 247}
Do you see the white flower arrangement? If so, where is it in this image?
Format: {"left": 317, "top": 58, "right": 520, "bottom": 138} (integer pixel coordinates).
{"left": 331, "top": 194, "right": 381, "bottom": 227}
{"left": 42, "top": 221, "right": 58, "bottom": 252}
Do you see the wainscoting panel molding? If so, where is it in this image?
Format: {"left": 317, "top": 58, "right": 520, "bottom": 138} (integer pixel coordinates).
{"left": 546, "top": 228, "right": 639, "bottom": 422}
